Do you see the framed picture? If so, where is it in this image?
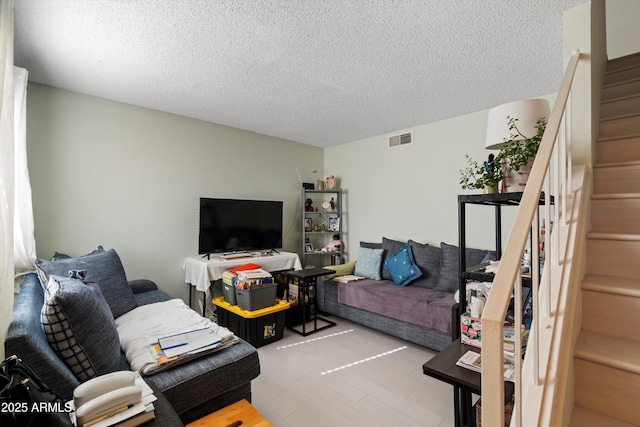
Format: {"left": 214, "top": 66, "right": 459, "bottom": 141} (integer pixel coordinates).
{"left": 305, "top": 243, "right": 314, "bottom": 252}
{"left": 329, "top": 217, "right": 340, "bottom": 231}
{"left": 304, "top": 218, "right": 313, "bottom": 231}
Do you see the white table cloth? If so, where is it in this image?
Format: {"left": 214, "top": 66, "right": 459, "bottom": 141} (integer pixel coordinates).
{"left": 183, "top": 252, "right": 302, "bottom": 292}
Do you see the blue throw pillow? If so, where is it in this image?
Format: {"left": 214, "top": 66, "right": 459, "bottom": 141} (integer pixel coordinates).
{"left": 383, "top": 245, "right": 423, "bottom": 286}
{"left": 354, "top": 247, "right": 384, "bottom": 280}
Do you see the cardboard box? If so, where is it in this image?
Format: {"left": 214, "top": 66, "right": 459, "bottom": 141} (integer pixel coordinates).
{"left": 461, "top": 312, "right": 483, "bottom": 348}
{"left": 461, "top": 313, "right": 521, "bottom": 356}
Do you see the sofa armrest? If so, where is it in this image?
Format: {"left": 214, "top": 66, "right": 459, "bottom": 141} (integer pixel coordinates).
{"left": 128, "top": 279, "right": 158, "bottom": 294}
{"left": 5, "top": 274, "right": 80, "bottom": 399}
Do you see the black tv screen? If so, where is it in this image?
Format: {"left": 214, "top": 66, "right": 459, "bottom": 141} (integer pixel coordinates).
{"left": 198, "top": 198, "right": 283, "bottom": 254}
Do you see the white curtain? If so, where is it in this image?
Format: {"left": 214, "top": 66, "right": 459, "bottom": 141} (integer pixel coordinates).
{"left": 0, "top": 0, "right": 16, "bottom": 359}
{"left": 1, "top": 0, "right": 33, "bottom": 359}
{"left": 12, "top": 66, "right": 34, "bottom": 285}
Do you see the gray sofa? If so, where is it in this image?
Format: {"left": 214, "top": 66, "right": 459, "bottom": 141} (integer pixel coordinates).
{"left": 317, "top": 238, "right": 493, "bottom": 352}
{"left": 5, "top": 249, "right": 260, "bottom": 425}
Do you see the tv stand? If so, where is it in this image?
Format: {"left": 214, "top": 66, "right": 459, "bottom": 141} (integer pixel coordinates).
{"left": 184, "top": 252, "right": 303, "bottom": 315}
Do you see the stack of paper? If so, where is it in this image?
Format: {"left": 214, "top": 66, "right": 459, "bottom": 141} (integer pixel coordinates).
{"left": 156, "top": 327, "right": 222, "bottom": 359}
{"left": 456, "top": 350, "right": 515, "bottom": 382}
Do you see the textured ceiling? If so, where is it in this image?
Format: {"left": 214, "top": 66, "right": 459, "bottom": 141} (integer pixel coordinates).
{"left": 14, "top": 0, "right": 588, "bottom": 148}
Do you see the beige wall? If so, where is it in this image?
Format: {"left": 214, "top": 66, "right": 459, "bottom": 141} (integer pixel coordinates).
{"left": 324, "top": 93, "right": 556, "bottom": 259}
{"left": 26, "top": 84, "right": 323, "bottom": 300}
{"left": 606, "top": 0, "right": 640, "bottom": 59}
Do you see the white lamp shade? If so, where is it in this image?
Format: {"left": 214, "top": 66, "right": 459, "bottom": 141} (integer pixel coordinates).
{"left": 485, "top": 99, "right": 550, "bottom": 150}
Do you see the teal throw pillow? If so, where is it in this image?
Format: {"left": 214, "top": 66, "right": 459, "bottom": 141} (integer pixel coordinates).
{"left": 383, "top": 245, "right": 422, "bottom": 286}
{"left": 354, "top": 247, "right": 384, "bottom": 280}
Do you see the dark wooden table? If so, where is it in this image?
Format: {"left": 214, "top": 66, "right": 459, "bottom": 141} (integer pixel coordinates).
{"left": 285, "top": 267, "right": 336, "bottom": 336}
{"left": 422, "top": 339, "right": 513, "bottom": 427}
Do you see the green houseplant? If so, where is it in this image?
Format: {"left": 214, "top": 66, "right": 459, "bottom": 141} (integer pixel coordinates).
{"left": 496, "top": 116, "right": 547, "bottom": 173}
{"left": 459, "top": 153, "right": 504, "bottom": 193}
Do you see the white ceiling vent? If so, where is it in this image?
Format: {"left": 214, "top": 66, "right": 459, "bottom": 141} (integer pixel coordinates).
{"left": 388, "top": 131, "right": 413, "bottom": 149}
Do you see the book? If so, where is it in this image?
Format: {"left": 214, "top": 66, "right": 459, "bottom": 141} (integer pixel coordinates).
{"left": 456, "top": 350, "right": 516, "bottom": 382}
{"left": 158, "top": 327, "right": 222, "bottom": 358}
{"left": 111, "top": 408, "right": 155, "bottom": 427}
{"left": 334, "top": 275, "right": 365, "bottom": 283}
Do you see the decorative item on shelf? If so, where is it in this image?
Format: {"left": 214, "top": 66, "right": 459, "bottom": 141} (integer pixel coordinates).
{"left": 330, "top": 197, "right": 335, "bottom": 210}
{"left": 459, "top": 153, "right": 503, "bottom": 192}
{"left": 322, "top": 235, "right": 341, "bottom": 252}
{"left": 305, "top": 198, "right": 314, "bottom": 212}
{"left": 328, "top": 217, "right": 340, "bottom": 231}
{"left": 321, "top": 221, "right": 327, "bottom": 231}
{"left": 485, "top": 98, "right": 550, "bottom": 193}
{"left": 305, "top": 243, "right": 314, "bottom": 252}
{"left": 317, "top": 179, "right": 326, "bottom": 190}
{"left": 326, "top": 175, "right": 338, "bottom": 189}
{"left": 304, "top": 218, "right": 312, "bottom": 231}
{"left": 321, "top": 201, "right": 331, "bottom": 212}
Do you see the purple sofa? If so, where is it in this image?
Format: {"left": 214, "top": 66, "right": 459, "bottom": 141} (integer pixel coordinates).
{"left": 316, "top": 238, "right": 493, "bottom": 351}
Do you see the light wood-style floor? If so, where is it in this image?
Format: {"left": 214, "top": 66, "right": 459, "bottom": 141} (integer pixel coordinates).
{"left": 251, "top": 317, "right": 456, "bottom": 427}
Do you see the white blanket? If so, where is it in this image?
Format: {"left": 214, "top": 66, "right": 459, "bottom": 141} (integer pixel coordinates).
{"left": 116, "top": 299, "right": 238, "bottom": 375}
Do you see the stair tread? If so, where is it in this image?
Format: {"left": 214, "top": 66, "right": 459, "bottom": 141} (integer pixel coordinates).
{"left": 583, "top": 273, "right": 640, "bottom": 297}
{"left": 575, "top": 331, "right": 640, "bottom": 375}
{"left": 600, "top": 111, "right": 640, "bottom": 122}
{"left": 601, "top": 92, "right": 640, "bottom": 104}
{"left": 597, "top": 132, "right": 640, "bottom": 143}
{"left": 587, "top": 232, "right": 640, "bottom": 241}
{"left": 571, "top": 405, "right": 638, "bottom": 427}
{"left": 594, "top": 159, "right": 640, "bottom": 168}
{"left": 604, "top": 75, "right": 640, "bottom": 89}
{"left": 591, "top": 192, "right": 640, "bottom": 200}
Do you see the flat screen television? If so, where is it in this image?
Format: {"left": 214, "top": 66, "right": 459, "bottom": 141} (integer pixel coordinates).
{"left": 198, "top": 198, "right": 283, "bottom": 254}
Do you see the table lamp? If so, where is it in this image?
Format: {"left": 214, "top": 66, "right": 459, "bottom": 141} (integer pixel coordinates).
{"left": 485, "top": 99, "right": 550, "bottom": 150}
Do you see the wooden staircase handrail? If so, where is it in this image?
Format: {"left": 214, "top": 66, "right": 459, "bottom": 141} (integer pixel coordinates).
{"left": 480, "top": 50, "right": 582, "bottom": 426}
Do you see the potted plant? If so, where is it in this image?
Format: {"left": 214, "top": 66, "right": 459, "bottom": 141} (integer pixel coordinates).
{"left": 495, "top": 116, "right": 547, "bottom": 192}
{"left": 459, "top": 153, "right": 504, "bottom": 193}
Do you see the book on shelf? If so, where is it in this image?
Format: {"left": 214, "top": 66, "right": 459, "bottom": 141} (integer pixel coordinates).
{"left": 334, "top": 275, "right": 365, "bottom": 283}
{"left": 456, "top": 350, "right": 516, "bottom": 382}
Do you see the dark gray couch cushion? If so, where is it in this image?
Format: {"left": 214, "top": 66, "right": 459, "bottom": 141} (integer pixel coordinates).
{"left": 359, "top": 241, "right": 382, "bottom": 249}
{"left": 337, "top": 279, "right": 454, "bottom": 334}
{"left": 36, "top": 248, "right": 137, "bottom": 318}
{"left": 435, "top": 242, "right": 492, "bottom": 292}
{"left": 381, "top": 237, "right": 406, "bottom": 280}
{"left": 41, "top": 275, "right": 121, "bottom": 382}
{"left": 408, "top": 240, "right": 441, "bottom": 289}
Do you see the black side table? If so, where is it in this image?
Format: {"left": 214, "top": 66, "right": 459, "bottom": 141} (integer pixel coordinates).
{"left": 285, "top": 267, "right": 336, "bottom": 336}
{"left": 422, "top": 339, "right": 514, "bottom": 427}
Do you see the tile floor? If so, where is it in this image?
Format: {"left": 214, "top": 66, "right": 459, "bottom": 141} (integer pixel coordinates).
{"left": 251, "top": 317, "right": 456, "bottom": 427}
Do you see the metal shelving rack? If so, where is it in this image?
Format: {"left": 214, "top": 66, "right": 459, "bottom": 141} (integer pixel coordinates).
{"left": 301, "top": 188, "right": 344, "bottom": 267}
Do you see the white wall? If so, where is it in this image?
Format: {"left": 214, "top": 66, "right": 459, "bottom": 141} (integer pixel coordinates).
{"left": 324, "top": 93, "right": 556, "bottom": 258}
{"left": 606, "top": 0, "right": 640, "bottom": 59}
{"left": 26, "top": 84, "right": 323, "bottom": 300}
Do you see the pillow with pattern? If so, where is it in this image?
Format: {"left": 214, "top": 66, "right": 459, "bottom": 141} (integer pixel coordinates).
{"left": 41, "top": 275, "right": 121, "bottom": 382}
{"left": 383, "top": 245, "right": 423, "bottom": 286}
{"left": 354, "top": 247, "right": 384, "bottom": 280}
